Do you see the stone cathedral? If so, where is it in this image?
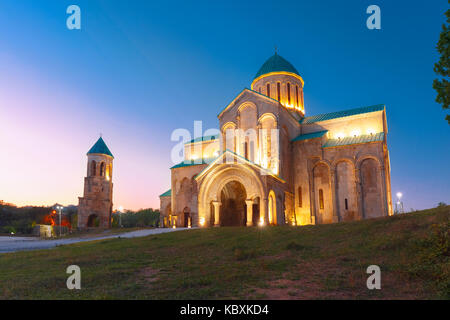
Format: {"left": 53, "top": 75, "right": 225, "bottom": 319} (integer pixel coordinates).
{"left": 159, "top": 53, "right": 393, "bottom": 228}
{"left": 78, "top": 137, "right": 114, "bottom": 228}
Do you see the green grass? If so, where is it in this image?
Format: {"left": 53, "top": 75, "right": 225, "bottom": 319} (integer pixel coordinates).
{"left": 0, "top": 206, "right": 448, "bottom": 300}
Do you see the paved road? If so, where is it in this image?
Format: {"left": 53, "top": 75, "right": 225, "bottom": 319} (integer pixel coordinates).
{"left": 0, "top": 228, "right": 190, "bottom": 253}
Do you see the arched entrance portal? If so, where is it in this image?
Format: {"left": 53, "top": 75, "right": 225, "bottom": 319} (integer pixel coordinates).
{"left": 220, "top": 181, "right": 247, "bottom": 226}
{"left": 87, "top": 214, "right": 99, "bottom": 227}
{"left": 183, "top": 207, "right": 191, "bottom": 227}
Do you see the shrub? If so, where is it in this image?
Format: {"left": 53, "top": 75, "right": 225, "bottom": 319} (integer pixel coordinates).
{"left": 112, "top": 208, "right": 160, "bottom": 228}
{"left": 286, "top": 241, "right": 307, "bottom": 251}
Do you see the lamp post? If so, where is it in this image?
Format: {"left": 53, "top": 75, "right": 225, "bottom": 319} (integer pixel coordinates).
{"left": 56, "top": 205, "right": 63, "bottom": 236}
{"left": 395, "top": 192, "right": 404, "bottom": 214}
{"left": 118, "top": 206, "right": 123, "bottom": 227}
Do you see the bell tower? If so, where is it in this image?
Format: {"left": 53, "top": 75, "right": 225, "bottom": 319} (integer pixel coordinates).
{"left": 78, "top": 137, "right": 114, "bottom": 228}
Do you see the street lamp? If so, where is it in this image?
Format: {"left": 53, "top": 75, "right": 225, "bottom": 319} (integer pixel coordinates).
{"left": 118, "top": 206, "right": 123, "bottom": 227}
{"left": 395, "top": 192, "right": 404, "bottom": 214}
{"left": 56, "top": 205, "right": 63, "bottom": 236}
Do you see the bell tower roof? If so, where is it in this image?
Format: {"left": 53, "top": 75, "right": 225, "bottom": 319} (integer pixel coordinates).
{"left": 253, "top": 53, "right": 300, "bottom": 80}
{"left": 87, "top": 137, "right": 114, "bottom": 158}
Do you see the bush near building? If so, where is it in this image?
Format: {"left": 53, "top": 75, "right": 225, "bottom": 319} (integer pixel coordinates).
{"left": 112, "top": 208, "right": 159, "bottom": 228}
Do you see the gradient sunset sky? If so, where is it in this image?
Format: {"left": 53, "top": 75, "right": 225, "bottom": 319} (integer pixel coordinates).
{"left": 0, "top": 0, "right": 449, "bottom": 211}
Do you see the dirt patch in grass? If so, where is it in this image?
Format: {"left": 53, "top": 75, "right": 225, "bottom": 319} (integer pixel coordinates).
{"left": 250, "top": 254, "right": 429, "bottom": 300}
{"left": 137, "top": 266, "right": 160, "bottom": 287}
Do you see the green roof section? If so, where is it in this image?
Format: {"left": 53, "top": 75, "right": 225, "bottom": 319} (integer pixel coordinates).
{"left": 87, "top": 137, "right": 114, "bottom": 158}
{"left": 254, "top": 53, "right": 300, "bottom": 80}
{"left": 301, "top": 104, "right": 385, "bottom": 124}
{"left": 186, "top": 135, "right": 219, "bottom": 144}
{"left": 159, "top": 189, "right": 171, "bottom": 197}
{"left": 323, "top": 132, "right": 384, "bottom": 148}
{"left": 170, "top": 157, "right": 217, "bottom": 169}
{"left": 292, "top": 130, "right": 328, "bottom": 142}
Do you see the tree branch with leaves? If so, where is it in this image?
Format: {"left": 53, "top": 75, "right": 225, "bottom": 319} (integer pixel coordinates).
{"left": 433, "top": 3, "right": 450, "bottom": 124}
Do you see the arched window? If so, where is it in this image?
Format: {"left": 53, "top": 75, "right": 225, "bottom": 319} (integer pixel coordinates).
{"left": 287, "top": 83, "right": 291, "bottom": 104}
{"left": 244, "top": 141, "right": 248, "bottom": 159}
{"left": 268, "top": 190, "right": 277, "bottom": 225}
{"left": 296, "top": 85, "right": 299, "bottom": 107}
{"left": 91, "top": 160, "right": 96, "bottom": 176}
{"left": 266, "top": 83, "right": 271, "bottom": 97}
{"left": 319, "top": 189, "right": 324, "bottom": 210}
{"left": 100, "top": 162, "right": 105, "bottom": 177}
{"left": 298, "top": 186, "right": 302, "bottom": 207}
{"left": 277, "top": 82, "right": 281, "bottom": 101}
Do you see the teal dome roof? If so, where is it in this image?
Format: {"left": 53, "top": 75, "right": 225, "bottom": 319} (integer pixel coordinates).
{"left": 87, "top": 137, "right": 114, "bottom": 158}
{"left": 254, "top": 53, "right": 300, "bottom": 80}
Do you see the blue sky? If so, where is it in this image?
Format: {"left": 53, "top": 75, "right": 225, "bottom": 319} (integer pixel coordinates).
{"left": 0, "top": 0, "right": 448, "bottom": 210}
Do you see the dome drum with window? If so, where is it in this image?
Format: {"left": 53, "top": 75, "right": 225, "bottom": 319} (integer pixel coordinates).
{"left": 251, "top": 53, "right": 305, "bottom": 114}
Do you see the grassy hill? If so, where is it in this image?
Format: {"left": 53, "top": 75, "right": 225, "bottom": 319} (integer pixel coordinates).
{"left": 0, "top": 206, "right": 448, "bottom": 300}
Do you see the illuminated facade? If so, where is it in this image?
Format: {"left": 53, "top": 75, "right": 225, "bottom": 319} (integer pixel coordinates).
{"left": 160, "top": 53, "right": 393, "bottom": 228}
{"left": 78, "top": 137, "right": 114, "bottom": 228}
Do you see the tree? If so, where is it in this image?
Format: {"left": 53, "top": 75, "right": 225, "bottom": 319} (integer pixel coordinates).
{"left": 433, "top": 3, "right": 450, "bottom": 124}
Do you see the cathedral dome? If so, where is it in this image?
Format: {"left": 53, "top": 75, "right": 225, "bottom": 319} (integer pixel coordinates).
{"left": 253, "top": 53, "right": 300, "bottom": 80}
{"left": 251, "top": 53, "right": 305, "bottom": 114}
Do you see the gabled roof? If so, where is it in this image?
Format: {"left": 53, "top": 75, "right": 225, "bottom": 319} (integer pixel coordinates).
{"left": 323, "top": 132, "right": 384, "bottom": 148}
{"left": 195, "top": 149, "right": 285, "bottom": 183}
{"left": 217, "top": 88, "right": 280, "bottom": 118}
{"left": 254, "top": 53, "right": 300, "bottom": 80}
{"left": 87, "top": 137, "right": 114, "bottom": 158}
{"left": 159, "top": 189, "right": 171, "bottom": 197}
{"left": 186, "top": 135, "right": 219, "bottom": 144}
{"left": 300, "top": 104, "right": 385, "bottom": 124}
{"left": 170, "top": 158, "right": 216, "bottom": 169}
{"left": 292, "top": 130, "right": 328, "bottom": 142}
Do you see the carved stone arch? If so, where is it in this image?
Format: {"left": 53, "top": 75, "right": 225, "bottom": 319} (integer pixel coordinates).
{"left": 197, "top": 164, "right": 265, "bottom": 226}
{"left": 238, "top": 101, "right": 257, "bottom": 114}
{"left": 258, "top": 113, "right": 279, "bottom": 171}
{"left": 334, "top": 158, "right": 358, "bottom": 221}
{"left": 358, "top": 155, "right": 385, "bottom": 219}
{"left": 332, "top": 157, "right": 355, "bottom": 168}
{"left": 237, "top": 102, "right": 258, "bottom": 158}
{"left": 356, "top": 154, "right": 383, "bottom": 170}
{"left": 311, "top": 160, "right": 333, "bottom": 224}
{"left": 311, "top": 159, "right": 332, "bottom": 174}
{"left": 258, "top": 112, "right": 278, "bottom": 126}
{"left": 221, "top": 121, "right": 237, "bottom": 152}
{"left": 221, "top": 121, "right": 237, "bottom": 132}
{"left": 179, "top": 177, "right": 191, "bottom": 192}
